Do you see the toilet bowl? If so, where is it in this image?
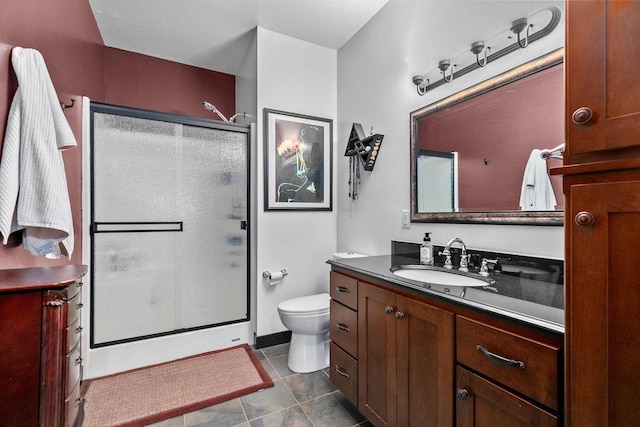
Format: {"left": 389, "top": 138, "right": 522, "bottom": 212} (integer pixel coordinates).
{"left": 277, "top": 293, "right": 331, "bottom": 373}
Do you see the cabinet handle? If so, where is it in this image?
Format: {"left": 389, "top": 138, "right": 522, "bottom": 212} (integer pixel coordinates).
{"left": 572, "top": 106, "right": 593, "bottom": 125}
{"left": 395, "top": 311, "right": 405, "bottom": 319}
{"left": 75, "top": 396, "right": 85, "bottom": 407}
{"left": 575, "top": 211, "right": 595, "bottom": 227}
{"left": 335, "top": 286, "right": 350, "bottom": 294}
{"left": 385, "top": 306, "right": 394, "bottom": 314}
{"left": 336, "top": 322, "right": 351, "bottom": 332}
{"left": 334, "top": 364, "right": 350, "bottom": 379}
{"left": 457, "top": 388, "right": 469, "bottom": 401}
{"left": 75, "top": 356, "right": 83, "bottom": 366}
{"left": 76, "top": 302, "right": 84, "bottom": 309}
{"left": 75, "top": 326, "right": 83, "bottom": 334}
{"left": 476, "top": 345, "right": 525, "bottom": 369}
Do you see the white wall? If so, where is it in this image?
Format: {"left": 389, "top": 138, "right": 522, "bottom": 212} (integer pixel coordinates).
{"left": 256, "top": 28, "right": 338, "bottom": 338}
{"left": 337, "top": 0, "right": 565, "bottom": 259}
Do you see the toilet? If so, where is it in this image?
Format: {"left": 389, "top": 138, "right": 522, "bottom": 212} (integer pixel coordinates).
{"left": 277, "top": 293, "right": 331, "bottom": 373}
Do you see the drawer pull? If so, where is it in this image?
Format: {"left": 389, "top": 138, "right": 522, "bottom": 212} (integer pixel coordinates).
{"left": 334, "top": 364, "right": 350, "bottom": 379}
{"left": 335, "top": 286, "right": 350, "bottom": 294}
{"left": 76, "top": 302, "right": 84, "bottom": 309}
{"left": 385, "top": 306, "right": 394, "bottom": 314}
{"left": 395, "top": 311, "right": 405, "bottom": 319}
{"left": 476, "top": 345, "right": 525, "bottom": 370}
{"left": 75, "top": 396, "right": 85, "bottom": 407}
{"left": 75, "top": 356, "right": 83, "bottom": 366}
{"left": 336, "top": 322, "right": 351, "bottom": 332}
{"left": 75, "top": 326, "right": 83, "bottom": 334}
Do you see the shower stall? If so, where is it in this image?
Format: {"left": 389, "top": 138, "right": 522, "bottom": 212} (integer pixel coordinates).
{"left": 89, "top": 103, "right": 250, "bottom": 348}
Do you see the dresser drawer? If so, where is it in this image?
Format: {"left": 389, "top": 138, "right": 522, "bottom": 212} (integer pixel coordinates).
{"left": 66, "top": 318, "right": 82, "bottom": 352}
{"left": 330, "top": 300, "right": 358, "bottom": 357}
{"left": 330, "top": 342, "right": 357, "bottom": 404}
{"left": 65, "top": 381, "right": 83, "bottom": 427}
{"left": 330, "top": 271, "right": 358, "bottom": 310}
{"left": 66, "top": 290, "right": 82, "bottom": 327}
{"left": 66, "top": 342, "right": 82, "bottom": 396}
{"left": 456, "top": 316, "right": 560, "bottom": 410}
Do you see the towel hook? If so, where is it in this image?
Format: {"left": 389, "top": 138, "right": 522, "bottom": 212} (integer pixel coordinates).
{"left": 60, "top": 99, "right": 75, "bottom": 110}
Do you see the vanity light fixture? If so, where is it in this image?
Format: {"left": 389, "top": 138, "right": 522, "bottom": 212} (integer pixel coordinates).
{"left": 510, "top": 17, "right": 531, "bottom": 48}
{"left": 411, "top": 5, "right": 561, "bottom": 96}
{"left": 438, "top": 59, "right": 455, "bottom": 83}
{"left": 470, "top": 41, "right": 488, "bottom": 67}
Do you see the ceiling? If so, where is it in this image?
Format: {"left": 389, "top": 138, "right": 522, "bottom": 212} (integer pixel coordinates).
{"left": 88, "top": 0, "right": 390, "bottom": 76}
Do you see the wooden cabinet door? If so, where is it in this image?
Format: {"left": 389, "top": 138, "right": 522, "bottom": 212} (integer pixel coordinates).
{"left": 358, "top": 283, "right": 397, "bottom": 427}
{"left": 567, "top": 179, "right": 640, "bottom": 426}
{"left": 566, "top": 0, "right": 640, "bottom": 161}
{"left": 397, "top": 296, "right": 454, "bottom": 427}
{"left": 456, "top": 367, "right": 557, "bottom": 427}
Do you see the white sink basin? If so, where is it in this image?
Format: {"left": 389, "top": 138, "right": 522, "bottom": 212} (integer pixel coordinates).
{"left": 391, "top": 266, "right": 492, "bottom": 287}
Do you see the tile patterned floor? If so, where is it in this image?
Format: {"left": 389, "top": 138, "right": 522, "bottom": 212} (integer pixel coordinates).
{"left": 146, "top": 343, "right": 372, "bottom": 427}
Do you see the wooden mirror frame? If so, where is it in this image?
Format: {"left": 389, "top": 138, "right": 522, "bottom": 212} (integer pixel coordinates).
{"left": 410, "top": 48, "right": 564, "bottom": 226}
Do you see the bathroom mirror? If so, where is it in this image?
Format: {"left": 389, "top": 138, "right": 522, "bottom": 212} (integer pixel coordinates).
{"left": 410, "top": 48, "right": 564, "bottom": 225}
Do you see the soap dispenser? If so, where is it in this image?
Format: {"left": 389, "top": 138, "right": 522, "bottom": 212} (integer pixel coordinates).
{"left": 420, "top": 233, "right": 434, "bottom": 266}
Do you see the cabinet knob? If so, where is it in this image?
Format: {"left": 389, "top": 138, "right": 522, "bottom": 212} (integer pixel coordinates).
{"left": 575, "top": 211, "right": 595, "bottom": 227}
{"left": 572, "top": 107, "right": 593, "bottom": 125}
{"left": 385, "top": 306, "right": 394, "bottom": 314}
{"left": 457, "top": 389, "right": 469, "bottom": 401}
{"left": 395, "top": 311, "right": 405, "bottom": 319}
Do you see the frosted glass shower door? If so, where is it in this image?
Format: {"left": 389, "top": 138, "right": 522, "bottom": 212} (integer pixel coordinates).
{"left": 90, "top": 105, "right": 249, "bottom": 347}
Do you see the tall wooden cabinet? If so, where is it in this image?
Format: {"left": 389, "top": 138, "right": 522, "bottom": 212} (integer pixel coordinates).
{"left": 561, "top": 1, "right": 640, "bottom": 425}
{"left": 0, "top": 265, "right": 88, "bottom": 427}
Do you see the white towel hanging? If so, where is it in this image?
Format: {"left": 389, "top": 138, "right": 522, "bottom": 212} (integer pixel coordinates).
{"left": 519, "top": 149, "right": 557, "bottom": 211}
{"left": 0, "top": 47, "right": 77, "bottom": 258}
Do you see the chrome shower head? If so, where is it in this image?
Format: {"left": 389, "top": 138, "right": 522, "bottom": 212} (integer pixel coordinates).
{"left": 202, "top": 101, "right": 229, "bottom": 122}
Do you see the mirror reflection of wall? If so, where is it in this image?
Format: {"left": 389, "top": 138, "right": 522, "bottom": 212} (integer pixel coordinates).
{"left": 417, "top": 151, "right": 458, "bottom": 213}
{"left": 413, "top": 55, "right": 564, "bottom": 216}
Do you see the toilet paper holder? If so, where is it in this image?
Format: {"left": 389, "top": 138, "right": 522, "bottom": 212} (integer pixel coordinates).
{"left": 262, "top": 269, "right": 288, "bottom": 279}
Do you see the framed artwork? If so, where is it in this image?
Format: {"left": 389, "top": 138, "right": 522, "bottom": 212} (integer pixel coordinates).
{"left": 263, "top": 108, "right": 333, "bottom": 211}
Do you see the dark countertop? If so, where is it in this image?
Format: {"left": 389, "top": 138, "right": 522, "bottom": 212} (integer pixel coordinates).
{"left": 327, "top": 255, "right": 564, "bottom": 334}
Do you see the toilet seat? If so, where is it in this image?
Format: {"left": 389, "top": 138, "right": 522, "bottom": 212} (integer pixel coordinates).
{"left": 277, "top": 293, "right": 330, "bottom": 316}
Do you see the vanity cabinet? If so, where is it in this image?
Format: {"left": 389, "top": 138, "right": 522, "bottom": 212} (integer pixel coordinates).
{"left": 329, "top": 267, "right": 563, "bottom": 427}
{"left": 0, "top": 265, "right": 88, "bottom": 427}
{"left": 561, "top": 1, "right": 640, "bottom": 426}
{"left": 358, "top": 282, "right": 454, "bottom": 427}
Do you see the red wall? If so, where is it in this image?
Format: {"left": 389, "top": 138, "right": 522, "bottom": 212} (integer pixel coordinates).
{"left": 0, "top": 1, "right": 236, "bottom": 268}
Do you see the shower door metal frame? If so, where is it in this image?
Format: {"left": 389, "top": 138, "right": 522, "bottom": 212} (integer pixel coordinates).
{"left": 89, "top": 102, "right": 251, "bottom": 348}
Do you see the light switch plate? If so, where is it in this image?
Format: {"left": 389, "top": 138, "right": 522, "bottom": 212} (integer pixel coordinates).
{"left": 402, "top": 210, "right": 410, "bottom": 228}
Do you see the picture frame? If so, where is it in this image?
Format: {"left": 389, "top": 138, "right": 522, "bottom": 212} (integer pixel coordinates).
{"left": 263, "top": 108, "right": 333, "bottom": 211}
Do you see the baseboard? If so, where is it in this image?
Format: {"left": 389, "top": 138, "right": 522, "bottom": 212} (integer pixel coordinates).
{"left": 255, "top": 331, "right": 291, "bottom": 349}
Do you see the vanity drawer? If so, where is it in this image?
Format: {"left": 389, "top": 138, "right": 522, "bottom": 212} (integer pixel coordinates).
{"left": 330, "top": 300, "right": 357, "bottom": 357}
{"left": 330, "top": 342, "right": 357, "bottom": 404}
{"left": 330, "top": 271, "right": 358, "bottom": 310}
{"left": 456, "top": 316, "right": 560, "bottom": 410}
{"left": 65, "top": 381, "right": 83, "bottom": 427}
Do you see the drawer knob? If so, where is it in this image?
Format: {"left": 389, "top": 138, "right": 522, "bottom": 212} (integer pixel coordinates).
{"left": 575, "top": 211, "right": 595, "bottom": 227}
{"left": 334, "top": 365, "right": 350, "bottom": 379}
{"left": 385, "top": 306, "right": 394, "bottom": 314}
{"left": 336, "top": 322, "right": 351, "bottom": 332}
{"left": 572, "top": 106, "right": 593, "bottom": 125}
{"left": 476, "top": 345, "right": 525, "bottom": 369}
{"left": 75, "top": 326, "right": 83, "bottom": 334}
{"left": 457, "top": 388, "right": 469, "bottom": 401}
{"left": 395, "top": 311, "right": 405, "bottom": 319}
{"left": 75, "top": 356, "right": 83, "bottom": 366}
{"left": 335, "top": 286, "right": 350, "bottom": 294}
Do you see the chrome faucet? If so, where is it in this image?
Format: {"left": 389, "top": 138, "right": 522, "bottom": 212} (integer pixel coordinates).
{"left": 440, "top": 237, "right": 469, "bottom": 272}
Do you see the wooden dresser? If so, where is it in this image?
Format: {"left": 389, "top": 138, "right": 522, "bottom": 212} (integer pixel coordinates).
{"left": 0, "top": 265, "right": 88, "bottom": 427}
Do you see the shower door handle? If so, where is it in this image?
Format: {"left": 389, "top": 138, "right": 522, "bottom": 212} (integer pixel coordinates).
{"left": 240, "top": 220, "right": 248, "bottom": 230}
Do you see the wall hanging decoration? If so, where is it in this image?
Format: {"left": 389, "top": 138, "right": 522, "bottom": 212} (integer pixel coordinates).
{"left": 263, "top": 109, "right": 333, "bottom": 211}
{"left": 411, "top": 5, "right": 561, "bottom": 95}
{"left": 344, "top": 123, "right": 384, "bottom": 201}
